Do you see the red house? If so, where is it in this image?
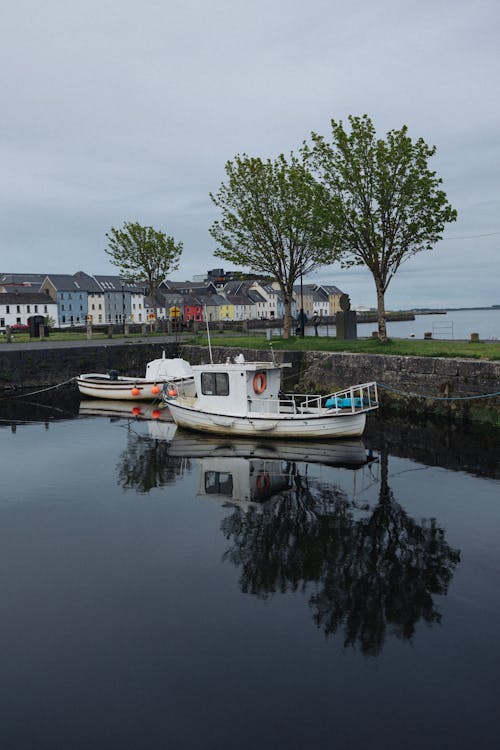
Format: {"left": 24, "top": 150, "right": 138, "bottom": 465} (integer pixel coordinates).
{"left": 184, "top": 295, "right": 204, "bottom": 322}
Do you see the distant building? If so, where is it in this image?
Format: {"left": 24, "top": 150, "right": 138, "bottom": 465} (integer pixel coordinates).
{"left": 40, "top": 273, "right": 99, "bottom": 326}
{"left": 0, "top": 273, "right": 47, "bottom": 293}
{"left": 93, "top": 275, "right": 135, "bottom": 326}
{"left": 0, "top": 293, "right": 57, "bottom": 329}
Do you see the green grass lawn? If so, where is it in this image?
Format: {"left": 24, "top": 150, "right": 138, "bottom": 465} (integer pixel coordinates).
{"left": 184, "top": 333, "right": 500, "bottom": 360}
{"left": 2, "top": 329, "right": 499, "bottom": 360}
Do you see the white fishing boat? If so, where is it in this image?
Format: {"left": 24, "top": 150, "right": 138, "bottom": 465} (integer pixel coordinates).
{"left": 77, "top": 353, "right": 195, "bottom": 401}
{"left": 163, "top": 357, "right": 378, "bottom": 439}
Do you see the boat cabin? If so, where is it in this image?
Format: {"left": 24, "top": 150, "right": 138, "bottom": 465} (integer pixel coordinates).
{"left": 190, "top": 361, "right": 291, "bottom": 416}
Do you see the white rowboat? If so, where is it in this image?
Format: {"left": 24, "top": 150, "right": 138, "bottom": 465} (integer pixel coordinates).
{"left": 77, "top": 353, "right": 195, "bottom": 401}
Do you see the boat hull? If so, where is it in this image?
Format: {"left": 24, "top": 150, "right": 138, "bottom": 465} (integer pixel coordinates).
{"left": 166, "top": 401, "right": 367, "bottom": 438}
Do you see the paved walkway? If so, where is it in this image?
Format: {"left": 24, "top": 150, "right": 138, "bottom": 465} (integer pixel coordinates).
{"left": 0, "top": 335, "right": 187, "bottom": 353}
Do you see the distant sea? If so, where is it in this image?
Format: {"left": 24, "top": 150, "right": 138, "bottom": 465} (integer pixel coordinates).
{"left": 309, "top": 308, "right": 500, "bottom": 340}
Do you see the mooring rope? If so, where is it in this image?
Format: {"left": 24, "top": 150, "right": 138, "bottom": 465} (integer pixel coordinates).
{"left": 0, "top": 376, "right": 77, "bottom": 401}
{"left": 376, "top": 382, "right": 500, "bottom": 401}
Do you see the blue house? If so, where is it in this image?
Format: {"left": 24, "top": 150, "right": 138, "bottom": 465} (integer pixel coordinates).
{"left": 40, "top": 272, "right": 100, "bottom": 326}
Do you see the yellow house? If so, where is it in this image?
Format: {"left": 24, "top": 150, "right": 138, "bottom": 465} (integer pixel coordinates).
{"left": 219, "top": 302, "right": 235, "bottom": 320}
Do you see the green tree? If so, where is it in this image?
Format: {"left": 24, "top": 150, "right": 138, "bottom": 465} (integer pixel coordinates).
{"left": 104, "top": 222, "right": 183, "bottom": 298}
{"left": 209, "top": 153, "right": 335, "bottom": 338}
{"left": 303, "top": 115, "right": 457, "bottom": 339}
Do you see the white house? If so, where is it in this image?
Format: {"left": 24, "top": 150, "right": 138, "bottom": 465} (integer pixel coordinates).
{"left": 0, "top": 293, "right": 58, "bottom": 329}
{"left": 250, "top": 282, "right": 279, "bottom": 319}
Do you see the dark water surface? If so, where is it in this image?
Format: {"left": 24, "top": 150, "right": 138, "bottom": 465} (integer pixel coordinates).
{"left": 0, "top": 398, "right": 499, "bottom": 750}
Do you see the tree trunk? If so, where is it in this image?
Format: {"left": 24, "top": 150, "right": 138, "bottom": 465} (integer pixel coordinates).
{"left": 283, "top": 298, "right": 292, "bottom": 339}
{"left": 375, "top": 280, "right": 387, "bottom": 340}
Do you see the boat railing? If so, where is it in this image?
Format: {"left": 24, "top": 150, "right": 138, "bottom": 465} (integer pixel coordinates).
{"left": 282, "top": 381, "right": 379, "bottom": 414}
{"left": 248, "top": 382, "right": 378, "bottom": 416}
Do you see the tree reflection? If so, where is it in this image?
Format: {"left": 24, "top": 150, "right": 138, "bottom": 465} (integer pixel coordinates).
{"left": 222, "top": 452, "right": 460, "bottom": 655}
{"left": 117, "top": 432, "right": 190, "bottom": 493}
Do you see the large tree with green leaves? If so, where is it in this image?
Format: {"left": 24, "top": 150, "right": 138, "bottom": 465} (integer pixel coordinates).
{"left": 303, "top": 115, "right": 457, "bottom": 339}
{"left": 104, "top": 221, "right": 183, "bottom": 298}
{"left": 209, "top": 153, "right": 335, "bottom": 338}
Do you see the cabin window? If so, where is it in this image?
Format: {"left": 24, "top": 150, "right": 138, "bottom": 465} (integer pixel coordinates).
{"left": 201, "top": 372, "right": 229, "bottom": 396}
{"left": 205, "top": 471, "right": 233, "bottom": 495}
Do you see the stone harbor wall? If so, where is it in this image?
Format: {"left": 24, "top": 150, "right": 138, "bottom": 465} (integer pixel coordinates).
{"left": 0, "top": 342, "right": 179, "bottom": 392}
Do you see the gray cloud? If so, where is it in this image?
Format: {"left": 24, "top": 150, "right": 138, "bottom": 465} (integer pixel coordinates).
{"left": 1, "top": 0, "right": 498, "bottom": 307}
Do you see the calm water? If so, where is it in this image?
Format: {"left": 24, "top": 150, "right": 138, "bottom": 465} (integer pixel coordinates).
{"left": 276, "top": 308, "right": 500, "bottom": 340}
{"left": 0, "top": 399, "right": 499, "bottom": 749}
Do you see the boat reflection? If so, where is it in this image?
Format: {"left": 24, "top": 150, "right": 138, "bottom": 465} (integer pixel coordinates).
{"left": 78, "top": 399, "right": 177, "bottom": 442}
{"left": 167, "top": 430, "right": 373, "bottom": 468}
{"left": 167, "top": 431, "right": 375, "bottom": 507}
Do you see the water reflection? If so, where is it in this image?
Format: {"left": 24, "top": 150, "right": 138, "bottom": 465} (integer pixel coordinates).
{"left": 0, "top": 390, "right": 465, "bottom": 657}
{"left": 112, "top": 421, "right": 461, "bottom": 655}
{"left": 117, "top": 433, "right": 190, "bottom": 494}
{"left": 221, "top": 450, "right": 460, "bottom": 655}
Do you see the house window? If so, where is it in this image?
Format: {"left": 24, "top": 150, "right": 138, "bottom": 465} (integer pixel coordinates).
{"left": 0, "top": 318, "right": 4, "bottom": 327}
{"left": 92, "top": 304, "right": 95, "bottom": 310}
{"left": 62, "top": 316, "right": 66, "bottom": 323}
{"left": 61, "top": 305, "right": 65, "bottom": 311}
{"left": 98, "top": 304, "right": 102, "bottom": 310}
{"left": 34, "top": 305, "right": 38, "bottom": 312}
{"left": 44, "top": 305, "right": 47, "bottom": 313}
{"left": 27, "top": 305, "right": 31, "bottom": 312}
{"left": 16, "top": 317, "right": 21, "bottom": 323}
{"left": 201, "top": 372, "right": 229, "bottom": 396}
{"left": 6, "top": 306, "right": 9, "bottom": 313}
{"left": 16, "top": 305, "right": 20, "bottom": 313}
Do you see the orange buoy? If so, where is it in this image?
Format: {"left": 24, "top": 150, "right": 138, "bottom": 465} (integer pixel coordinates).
{"left": 151, "top": 384, "right": 161, "bottom": 395}
{"left": 132, "top": 406, "right": 141, "bottom": 416}
{"left": 151, "top": 409, "right": 161, "bottom": 419}
{"left": 131, "top": 387, "right": 140, "bottom": 397}
{"left": 167, "top": 387, "right": 178, "bottom": 398}
{"left": 256, "top": 471, "right": 270, "bottom": 492}
{"left": 253, "top": 371, "right": 267, "bottom": 394}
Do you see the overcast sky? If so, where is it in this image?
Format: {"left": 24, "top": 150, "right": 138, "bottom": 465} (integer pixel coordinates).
{"left": 1, "top": 0, "right": 498, "bottom": 308}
